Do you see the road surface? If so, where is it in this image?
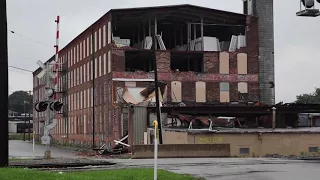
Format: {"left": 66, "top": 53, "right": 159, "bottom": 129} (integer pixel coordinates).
{"left": 107, "top": 158, "right": 320, "bottom": 180}
{"left": 10, "top": 140, "right": 320, "bottom": 180}
{"left": 9, "top": 140, "right": 77, "bottom": 159}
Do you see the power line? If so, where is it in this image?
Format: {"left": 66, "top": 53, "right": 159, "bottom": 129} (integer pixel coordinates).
{"left": 7, "top": 29, "right": 52, "bottom": 48}
{"left": 8, "top": 65, "right": 33, "bottom": 73}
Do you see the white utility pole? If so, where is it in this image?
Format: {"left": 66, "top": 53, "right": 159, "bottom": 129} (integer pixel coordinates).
{"left": 152, "top": 120, "right": 159, "bottom": 180}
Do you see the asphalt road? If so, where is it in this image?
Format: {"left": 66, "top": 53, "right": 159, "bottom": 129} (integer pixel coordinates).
{"left": 9, "top": 140, "right": 320, "bottom": 180}
{"left": 9, "top": 140, "right": 77, "bottom": 159}
{"left": 107, "top": 158, "right": 320, "bottom": 180}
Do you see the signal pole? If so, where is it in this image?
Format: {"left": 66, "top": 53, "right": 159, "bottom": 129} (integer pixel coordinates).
{"left": 0, "top": 0, "right": 9, "bottom": 167}
{"left": 44, "top": 61, "right": 52, "bottom": 159}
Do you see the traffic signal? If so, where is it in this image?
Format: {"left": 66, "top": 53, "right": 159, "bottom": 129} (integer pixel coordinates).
{"left": 34, "top": 101, "right": 49, "bottom": 112}
{"left": 49, "top": 101, "right": 63, "bottom": 111}
{"left": 301, "top": 0, "right": 315, "bottom": 8}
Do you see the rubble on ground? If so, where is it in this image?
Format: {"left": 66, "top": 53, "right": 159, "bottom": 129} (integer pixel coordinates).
{"left": 264, "top": 153, "right": 320, "bottom": 160}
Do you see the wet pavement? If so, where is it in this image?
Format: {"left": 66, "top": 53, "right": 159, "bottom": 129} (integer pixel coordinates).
{"left": 107, "top": 158, "right": 320, "bottom": 180}
{"left": 9, "top": 140, "right": 77, "bottom": 159}
{"left": 9, "top": 140, "right": 320, "bottom": 180}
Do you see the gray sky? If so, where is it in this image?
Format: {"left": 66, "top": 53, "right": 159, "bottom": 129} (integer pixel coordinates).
{"left": 6, "top": 0, "right": 320, "bottom": 102}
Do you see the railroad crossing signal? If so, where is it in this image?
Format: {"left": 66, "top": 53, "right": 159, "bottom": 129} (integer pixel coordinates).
{"left": 49, "top": 101, "right": 63, "bottom": 111}
{"left": 34, "top": 101, "right": 49, "bottom": 112}
{"left": 34, "top": 101, "right": 63, "bottom": 112}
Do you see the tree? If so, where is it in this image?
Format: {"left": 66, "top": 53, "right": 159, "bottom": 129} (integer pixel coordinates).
{"left": 296, "top": 88, "right": 320, "bottom": 104}
{"left": 8, "top": 91, "right": 33, "bottom": 114}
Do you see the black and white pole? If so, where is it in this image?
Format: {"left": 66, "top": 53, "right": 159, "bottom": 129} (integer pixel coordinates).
{"left": 0, "top": 0, "right": 9, "bottom": 167}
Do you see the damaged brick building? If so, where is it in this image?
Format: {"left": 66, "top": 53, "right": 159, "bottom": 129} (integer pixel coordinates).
{"left": 32, "top": 3, "right": 274, "bottom": 148}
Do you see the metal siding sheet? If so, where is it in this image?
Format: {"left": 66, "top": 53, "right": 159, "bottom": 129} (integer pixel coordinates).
{"left": 298, "top": 114, "right": 311, "bottom": 127}
{"left": 133, "top": 106, "right": 148, "bottom": 144}
{"left": 149, "top": 113, "right": 168, "bottom": 128}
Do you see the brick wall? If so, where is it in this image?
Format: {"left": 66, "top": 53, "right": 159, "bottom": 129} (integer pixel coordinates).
{"left": 112, "top": 49, "right": 259, "bottom": 103}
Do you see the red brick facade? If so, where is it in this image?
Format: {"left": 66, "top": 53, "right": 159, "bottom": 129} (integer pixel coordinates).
{"left": 32, "top": 8, "right": 260, "bottom": 148}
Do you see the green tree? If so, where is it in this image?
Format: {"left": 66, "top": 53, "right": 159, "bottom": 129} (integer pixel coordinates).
{"left": 296, "top": 88, "right": 320, "bottom": 104}
{"left": 8, "top": 91, "right": 33, "bottom": 114}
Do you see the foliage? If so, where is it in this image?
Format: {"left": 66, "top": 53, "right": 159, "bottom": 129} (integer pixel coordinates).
{"left": 8, "top": 134, "right": 25, "bottom": 140}
{"left": 8, "top": 91, "right": 33, "bottom": 115}
{"left": 296, "top": 88, "right": 320, "bottom": 104}
{"left": 0, "top": 168, "right": 201, "bottom": 180}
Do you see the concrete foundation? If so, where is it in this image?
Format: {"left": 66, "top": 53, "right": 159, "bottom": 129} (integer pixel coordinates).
{"left": 44, "top": 150, "right": 51, "bottom": 159}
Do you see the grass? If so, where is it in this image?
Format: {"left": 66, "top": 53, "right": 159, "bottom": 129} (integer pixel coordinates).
{"left": 0, "top": 168, "right": 202, "bottom": 180}
{"left": 9, "top": 134, "right": 25, "bottom": 140}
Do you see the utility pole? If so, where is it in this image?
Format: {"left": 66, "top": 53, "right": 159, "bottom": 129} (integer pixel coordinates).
{"left": 152, "top": 17, "right": 163, "bottom": 144}
{"left": 0, "top": 0, "right": 9, "bottom": 167}
{"left": 44, "top": 62, "right": 52, "bottom": 158}
{"left": 28, "top": 91, "right": 31, "bottom": 141}
{"left": 23, "top": 100, "right": 26, "bottom": 141}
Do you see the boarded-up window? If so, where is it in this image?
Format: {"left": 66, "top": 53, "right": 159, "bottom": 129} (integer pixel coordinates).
{"left": 171, "top": 81, "right": 182, "bottom": 102}
{"left": 108, "top": 51, "right": 111, "bottom": 73}
{"left": 237, "top": 53, "right": 248, "bottom": 74}
{"left": 195, "top": 81, "right": 206, "bottom": 102}
{"left": 240, "top": 147, "right": 250, "bottom": 155}
{"left": 309, "top": 147, "right": 319, "bottom": 153}
{"left": 220, "top": 82, "right": 230, "bottom": 102}
{"left": 108, "top": 21, "right": 111, "bottom": 44}
{"left": 219, "top": 52, "right": 229, "bottom": 74}
{"left": 238, "top": 82, "right": 248, "bottom": 93}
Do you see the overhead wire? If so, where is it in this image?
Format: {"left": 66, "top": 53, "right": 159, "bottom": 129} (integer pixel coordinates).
{"left": 8, "top": 65, "right": 33, "bottom": 73}
{"left": 7, "top": 29, "right": 52, "bottom": 48}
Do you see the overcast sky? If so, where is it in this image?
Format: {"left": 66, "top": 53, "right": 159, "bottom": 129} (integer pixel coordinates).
{"left": 6, "top": 0, "right": 320, "bottom": 102}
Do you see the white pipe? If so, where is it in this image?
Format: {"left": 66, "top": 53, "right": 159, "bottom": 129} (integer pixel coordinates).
{"left": 114, "top": 135, "right": 128, "bottom": 145}
{"left": 32, "top": 131, "right": 35, "bottom": 158}
{"left": 154, "top": 125, "right": 158, "bottom": 180}
{"left": 113, "top": 140, "right": 130, "bottom": 147}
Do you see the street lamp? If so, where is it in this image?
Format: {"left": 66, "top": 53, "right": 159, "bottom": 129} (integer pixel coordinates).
{"left": 297, "top": 0, "right": 320, "bottom": 17}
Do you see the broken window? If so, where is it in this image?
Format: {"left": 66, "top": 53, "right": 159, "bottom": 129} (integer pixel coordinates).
{"left": 171, "top": 81, "right": 182, "bottom": 102}
{"left": 124, "top": 51, "right": 154, "bottom": 72}
{"left": 220, "top": 82, "right": 230, "bottom": 103}
{"left": 238, "top": 82, "right": 248, "bottom": 101}
{"left": 170, "top": 52, "right": 203, "bottom": 72}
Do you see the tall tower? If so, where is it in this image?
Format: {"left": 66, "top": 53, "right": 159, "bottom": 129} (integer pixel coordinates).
{"left": 244, "top": 0, "right": 275, "bottom": 105}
